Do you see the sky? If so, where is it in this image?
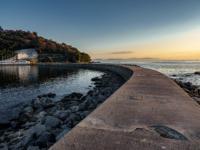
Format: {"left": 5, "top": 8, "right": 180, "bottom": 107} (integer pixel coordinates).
{"left": 1, "top": 0, "right": 200, "bottom": 60}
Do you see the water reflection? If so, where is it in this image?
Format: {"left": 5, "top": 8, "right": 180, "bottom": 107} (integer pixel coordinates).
{"left": 0, "top": 65, "right": 104, "bottom": 123}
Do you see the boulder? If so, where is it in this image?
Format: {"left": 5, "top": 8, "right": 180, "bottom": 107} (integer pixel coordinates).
{"left": 194, "top": 72, "right": 200, "bottom": 75}
{"left": 82, "top": 111, "right": 90, "bottom": 117}
{"left": 45, "top": 103, "right": 55, "bottom": 109}
{"left": 41, "top": 116, "right": 61, "bottom": 128}
{"left": 49, "top": 128, "right": 64, "bottom": 137}
{"left": 97, "top": 94, "right": 106, "bottom": 103}
{"left": 91, "top": 77, "right": 101, "bottom": 81}
{"left": 183, "top": 88, "right": 191, "bottom": 94}
{"left": 70, "top": 106, "right": 79, "bottom": 113}
{"left": 46, "top": 142, "right": 54, "bottom": 149}
{"left": 32, "top": 124, "right": 46, "bottom": 137}
{"left": 193, "top": 97, "right": 200, "bottom": 103}
{"left": 35, "top": 132, "right": 53, "bottom": 148}
{"left": 56, "top": 129, "right": 70, "bottom": 141}
{"left": 47, "top": 93, "right": 56, "bottom": 98}
{"left": 54, "top": 110, "right": 70, "bottom": 121}
{"left": 79, "top": 103, "right": 87, "bottom": 111}
{"left": 63, "top": 117, "right": 71, "bottom": 124}
{"left": 0, "top": 122, "right": 11, "bottom": 130}
{"left": 189, "top": 85, "right": 199, "bottom": 93}
{"left": 184, "top": 82, "right": 193, "bottom": 87}
{"left": 19, "top": 118, "right": 28, "bottom": 125}
{"left": 71, "top": 92, "right": 83, "bottom": 99}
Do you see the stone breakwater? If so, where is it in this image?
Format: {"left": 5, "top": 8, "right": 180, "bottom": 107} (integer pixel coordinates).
{"left": 0, "top": 70, "right": 125, "bottom": 150}
{"left": 172, "top": 79, "right": 200, "bottom": 104}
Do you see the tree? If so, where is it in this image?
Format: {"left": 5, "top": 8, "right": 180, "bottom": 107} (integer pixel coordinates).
{"left": 45, "top": 56, "right": 53, "bottom": 62}
{"left": 33, "top": 31, "right": 38, "bottom": 37}
{"left": 0, "top": 26, "right": 3, "bottom": 31}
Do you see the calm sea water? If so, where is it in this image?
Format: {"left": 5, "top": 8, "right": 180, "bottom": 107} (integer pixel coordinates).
{"left": 0, "top": 65, "right": 104, "bottom": 122}
{"left": 99, "top": 60, "right": 200, "bottom": 87}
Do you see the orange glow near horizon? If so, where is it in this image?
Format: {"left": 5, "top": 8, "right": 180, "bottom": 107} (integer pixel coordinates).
{"left": 90, "top": 28, "right": 200, "bottom": 60}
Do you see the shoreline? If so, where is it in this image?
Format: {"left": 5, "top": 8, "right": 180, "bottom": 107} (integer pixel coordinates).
{"left": 0, "top": 69, "right": 125, "bottom": 149}
{"left": 172, "top": 79, "right": 200, "bottom": 103}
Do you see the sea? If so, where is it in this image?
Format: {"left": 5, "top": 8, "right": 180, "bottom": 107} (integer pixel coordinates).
{"left": 0, "top": 65, "right": 104, "bottom": 122}
{"left": 98, "top": 60, "right": 200, "bottom": 87}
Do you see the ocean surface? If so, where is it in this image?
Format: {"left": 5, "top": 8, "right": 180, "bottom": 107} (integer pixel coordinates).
{"left": 99, "top": 60, "right": 200, "bottom": 87}
{"left": 0, "top": 65, "right": 104, "bottom": 122}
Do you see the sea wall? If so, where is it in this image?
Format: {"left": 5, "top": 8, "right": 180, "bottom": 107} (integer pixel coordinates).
{"left": 33, "top": 63, "right": 134, "bottom": 81}
{"left": 48, "top": 63, "right": 200, "bottom": 150}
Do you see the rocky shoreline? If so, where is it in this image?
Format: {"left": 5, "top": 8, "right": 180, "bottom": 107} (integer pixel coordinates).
{"left": 0, "top": 70, "right": 125, "bottom": 150}
{"left": 172, "top": 79, "right": 200, "bottom": 103}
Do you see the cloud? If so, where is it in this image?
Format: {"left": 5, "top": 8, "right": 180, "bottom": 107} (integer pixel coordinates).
{"left": 106, "top": 58, "right": 123, "bottom": 60}
{"left": 129, "top": 57, "right": 158, "bottom": 60}
{"left": 92, "top": 58, "right": 103, "bottom": 60}
{"left": 108, "top": 51, "right": 136, "bottom": 54}
{"left": 140, "top": 57, "right": 158, "bottom": 59}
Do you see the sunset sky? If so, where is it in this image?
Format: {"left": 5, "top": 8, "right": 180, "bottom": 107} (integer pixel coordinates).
{"left": 1, "top": 0, "right": 200, "bottom": 60}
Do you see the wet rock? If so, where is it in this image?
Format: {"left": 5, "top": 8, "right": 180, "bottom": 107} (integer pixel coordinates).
{"left": 82, "top": 111, "right": 90, "bottom": 118}
{"left": 56, "top": 129, "right": 70, "bottom": 141}
{"left": 189, "top": 85, "right": 199, "bottom": 93}
{"left": 194, "top": 72, "right": 200, "bottom": 75}
{"left": 21, "top": 122, "right": 37, "bottom": 129}
{"left": 38, "top": 111, "right": 47, "bottom": 119}
{"left": 87, "top": 90, "right": 94, "bottom": 96}
{"left": 46, "top": 142, "right": 54, "bottom": 149}
{"left": 27, "top": 146, "right": 40, "bottom": 150}
{"left": 45, "top": 103, "right": 55, "bottom": 109}
{"left": 63, "top": 101, "right": 79, "bottom": 109}
{"left": 35, "top": 132, "right": 53, "bottom": 148}
{"left": 20, "top": 107, "right": 33, "bottom": 115}
{"left": 184, "top": 82, "right": 193, "bottom": 87}
{"left": 54, "top": 110, "right": 70, "bottom": 121}
{"left": 19, "top": 118, "right": 28, "bottom": 125}
{"left": 193, "top": 97, "right": 200, "bottom": 104}
{"left": 63, "top": 117, "right": 71, "bottom": 124}
{"left": 73, "top": 121, "right": 79, "bottom": 127}
{"left": 17, "top": 132, "right": 37, "bottom": 148}
{"left": 70, "top": 106, "right": 79, "bottom": 113}
{"left": 47, "top": 93, "right": 56, "bottom": 98}
{"left": 79, "top": 103, "right": 87, "bottom": 111}
{"left": 71, "top": 92, "right": 83, "bottom": 99}
{"left": 28, "top": 115, "right": 38, "bottom": 122}
{"left": 183, "top": 88, "right": 191, "bottom": 94}
{"left": 41, "top": 116, "right": 61, "bottom": 128}
{"left": 0, "top": 122, "right": 11, "bottom": 130}
{"left": 60, "top": 124, "right": 68, "bottom": 129}
{"left": 97, "top": 94, "right": 106, "bottom": 103}
{"left": 49, "top": 129, "right": 64, "bottom": 137}
{"left": 91, "top": 77, "right": 101, "bottom": 81}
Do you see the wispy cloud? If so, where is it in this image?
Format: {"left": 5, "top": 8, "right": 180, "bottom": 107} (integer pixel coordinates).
{"left": 108, "top": 51, "right": 136, "bottom": 54}
{"left": 140, "top": 57, "right": 158, "bottom": 59}
{"left": 129, "top": 57, "right": 158, "bottom": 60}
{"left": 92, "top": 58, "right": 103, "bottom": 60}
{"left": 106, "top": 58, "right": 123, "bottom": 60}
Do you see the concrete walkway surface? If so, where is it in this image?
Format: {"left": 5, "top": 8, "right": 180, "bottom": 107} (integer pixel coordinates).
{"left": 50, "top": 65, "right": 200, "bottom": 150}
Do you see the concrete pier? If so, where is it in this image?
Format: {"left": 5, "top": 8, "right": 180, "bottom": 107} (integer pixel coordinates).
{"left": 41, "top": 64, "right": 200, "bottom": 150}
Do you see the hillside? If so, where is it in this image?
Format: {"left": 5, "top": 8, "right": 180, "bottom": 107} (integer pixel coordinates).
{"left": 0, "top": 26, "right": 91, "bottom": 62}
